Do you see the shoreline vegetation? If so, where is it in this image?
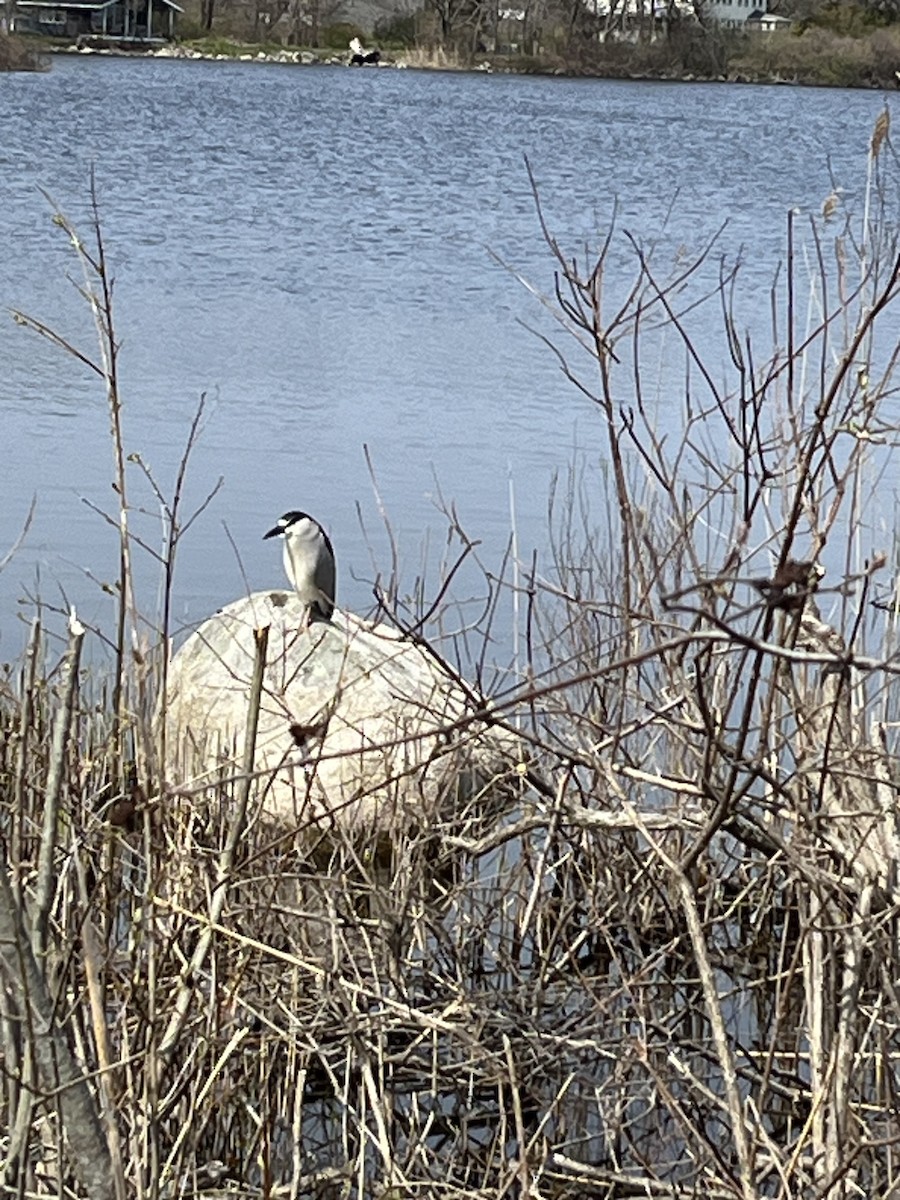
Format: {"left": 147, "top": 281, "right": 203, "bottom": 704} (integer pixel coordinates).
{"left": 4, "top": 119, "right": 900, "bottom": 1196}
{"left": 6, "top": 17, "right": 900, "bottom": 87}
{"left": 0, "top": 31, "right": 49, "bottom": 69}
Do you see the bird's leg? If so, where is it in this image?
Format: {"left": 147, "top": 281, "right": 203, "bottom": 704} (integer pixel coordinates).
{"left": 301, "top": 605, "right": 312, "bottom": 633}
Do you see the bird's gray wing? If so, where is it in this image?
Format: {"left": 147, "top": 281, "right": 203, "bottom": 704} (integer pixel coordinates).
{"left": 315, "top": 537, "right": 336, "bottom": 620}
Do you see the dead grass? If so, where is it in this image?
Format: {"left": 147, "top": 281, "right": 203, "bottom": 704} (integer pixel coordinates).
{"left": 396, "top": 44, "right": 467, "bottom": 70}
{"left": 4, "top": 119, "right": 900, "bottom": 1197}
{"left": 730, "top": 24, "right": 900, "bottom": 86}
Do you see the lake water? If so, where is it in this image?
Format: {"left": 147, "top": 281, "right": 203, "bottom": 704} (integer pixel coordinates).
{"left": 0, "top": 57, "right": 892, "bottom": 661}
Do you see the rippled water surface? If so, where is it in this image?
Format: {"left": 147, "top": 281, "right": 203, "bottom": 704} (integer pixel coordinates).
{"left": 0, "top": 57, "right": 890, "bottom": 654}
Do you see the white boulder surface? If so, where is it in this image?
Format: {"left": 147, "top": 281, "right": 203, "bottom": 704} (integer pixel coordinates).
{"left": 162, "top": 591, "right": 517, "bottom": 835}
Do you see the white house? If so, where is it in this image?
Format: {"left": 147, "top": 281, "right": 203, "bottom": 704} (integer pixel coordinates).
{"left": 746, "top": 8, "right": 792, "bottom": 29}
{"left": 704, "top": 0, "right": 791, "bottom": 27}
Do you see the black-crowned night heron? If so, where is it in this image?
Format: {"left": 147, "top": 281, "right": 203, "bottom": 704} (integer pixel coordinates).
{"left": 263, "top": 511, "right": 336, "bottom": 630}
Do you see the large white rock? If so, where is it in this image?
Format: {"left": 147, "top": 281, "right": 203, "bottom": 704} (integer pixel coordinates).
{"left": 162, "top": 591, "right": 517, "bottom": 836}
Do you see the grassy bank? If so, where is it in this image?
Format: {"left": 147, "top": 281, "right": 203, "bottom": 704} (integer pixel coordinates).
{"left": 486, "top": 23, "right": 900, "bottom": 87}
{"left": 727, "top": 22, "right": 900, "bottom": 86}
{"left": 4, "top": 119, "right": 900, "bottom": 1195}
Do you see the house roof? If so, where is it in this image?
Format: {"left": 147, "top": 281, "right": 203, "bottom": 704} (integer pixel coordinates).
{"left": 17, "top": 1, "right": 117, "bottom": 8}
{"left": 17, "top": 0, "right": 184, "bottom": 9}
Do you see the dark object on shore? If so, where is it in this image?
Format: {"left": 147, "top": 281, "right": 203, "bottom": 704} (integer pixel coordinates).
{"left": 349, "top": 36, "right": 380, "bottom": 65}
{"left": 350, "top": 48, "right": 380, "bottom": 65}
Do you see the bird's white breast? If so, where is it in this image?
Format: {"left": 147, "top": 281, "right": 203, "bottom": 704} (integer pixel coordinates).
{"left": 283, "top": 526, "right": 325, "bottom": 604}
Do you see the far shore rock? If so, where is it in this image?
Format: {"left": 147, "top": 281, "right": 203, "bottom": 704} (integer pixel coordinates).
{"left": 59, "top": 40, "right": 394, "bottom": 67}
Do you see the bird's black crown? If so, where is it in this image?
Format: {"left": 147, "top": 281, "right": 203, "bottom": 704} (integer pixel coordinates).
{"left": 263, "top": 511, "right": 323, "bottom": 540}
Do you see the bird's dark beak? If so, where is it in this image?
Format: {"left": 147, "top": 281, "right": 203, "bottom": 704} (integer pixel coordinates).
{"left": 263, "top": 525, "right": 282, "bottom": 540}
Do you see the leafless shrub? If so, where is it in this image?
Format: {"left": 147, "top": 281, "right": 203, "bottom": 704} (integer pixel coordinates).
{"left": 0, "top": 33, "right": 48, "bottom": 72}
{"left": 4, "top": 116, "right": 900, "bottom": 1198}
{"left": 728, "top": 23, "right": 900, "bottom": 87}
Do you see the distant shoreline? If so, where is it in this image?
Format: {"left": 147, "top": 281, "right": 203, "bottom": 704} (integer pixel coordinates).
{"left": 39, "top": 36, "right": 900, "bottom": 90}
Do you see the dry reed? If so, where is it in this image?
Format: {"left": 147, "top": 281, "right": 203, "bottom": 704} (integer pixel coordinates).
{"left": 3, "top": 119, "right": 900, "bottom": 1199}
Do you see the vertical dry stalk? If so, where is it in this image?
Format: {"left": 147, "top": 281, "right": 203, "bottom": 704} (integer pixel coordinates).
{"left": 31, "top": 609, "right": 85, "bottom": 960}
{"left": 12, "top": 184, "right": 133, "bottom": 766}
{"left": 11, "top": 615, "right": 41, "bottom": 902}
{"left": 73, "top": 850, "right": 128, "bottom": 1200}
{"left": 156, "top": 623, "right": 270, "bottom": 1064}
